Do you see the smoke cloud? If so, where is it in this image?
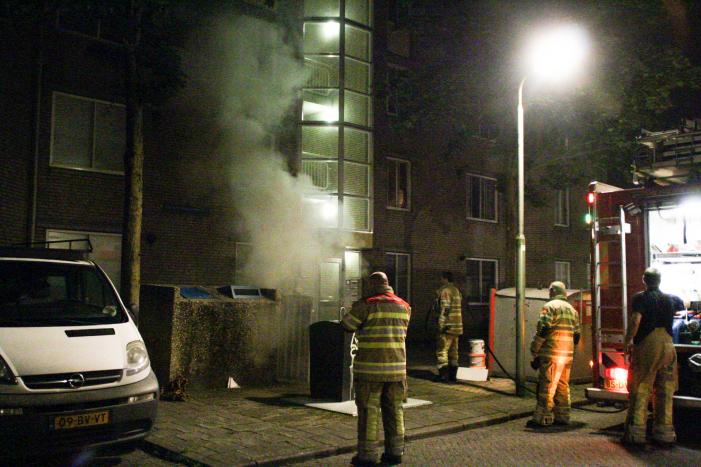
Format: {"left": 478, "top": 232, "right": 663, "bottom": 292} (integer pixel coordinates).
{"left": 183, "top": 14, "right": 339, "bottom": 293}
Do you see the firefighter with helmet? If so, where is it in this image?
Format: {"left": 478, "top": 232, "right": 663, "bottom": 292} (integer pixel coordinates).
{"left": 528, "top": 281, "right": 581, "bottom": 427}
{"left": 623, "top": 267, "right": 680, "bottom": 445}
{"left": 342, "top": 271, "right": 411, "bottom": 466}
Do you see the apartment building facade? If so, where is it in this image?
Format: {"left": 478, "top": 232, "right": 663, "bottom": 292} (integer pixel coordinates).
{"left": 0, "top": 0, "right": 591, "bottom": 347}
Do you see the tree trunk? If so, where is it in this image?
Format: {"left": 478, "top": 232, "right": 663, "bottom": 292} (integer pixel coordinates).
{"left": 121, "top": 44, "right": 144, "bottom": 315}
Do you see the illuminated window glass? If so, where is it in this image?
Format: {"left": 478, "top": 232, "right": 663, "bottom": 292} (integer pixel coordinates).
{"left": 344, "top": 91, "right": 372, "bottom": 127}
{"left": 305, "top": 56, "right": 340, "bottom": 88}
{"left": 345, "top": 0, "right": 371, "bottom": 26}
{"left": 304, "top": 22, "right": 340, "bottom": 54}
{"left": 302, "top": 89, "right": 339, "bottom": 122}
{"left": 345, "top": 25, "right": 371, "bottom": 61}
{"left": 343, "top": 197, "right": 369, "bottom": 231}
{"left": 344, "top": 162, "right": 369, "bottom": 196}
{"left": 345, "top": 58, "right": 371, "bottom": 93}
{"left": 344, "top": 128, "right": 371, "bottom": 163}
{"left": 302, "top": 126, "right": 339, "bottom": 159}
{"left": 304, "top": 0, "right": 339, "bottom": 17}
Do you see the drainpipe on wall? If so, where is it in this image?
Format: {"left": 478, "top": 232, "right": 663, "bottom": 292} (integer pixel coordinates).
{"left": 28, "top": 24, "right": 44, "bottom": 244}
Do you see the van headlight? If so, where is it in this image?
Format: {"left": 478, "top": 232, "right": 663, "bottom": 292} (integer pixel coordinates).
{"left": 0, "top": 356, "right": 17, "bottom": 385}
{"left": 126, "top": 341, "right": 150, "bottom": 376}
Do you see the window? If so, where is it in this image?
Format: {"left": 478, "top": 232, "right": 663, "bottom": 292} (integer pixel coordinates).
{"left": 51, "top": 92, "right": 125, "bottom": 173}
{"left": 555, "top": 261, "right": 571, "bottom": 287}
{"left": 477, "top": 121, "right": 499, "bottom": 141}
{"left": 466, "top": 173, "right": 497, "bottom": 222}
{"left": 384, "top": 252, "right": 410, "bottom": 300}
{"left": 0, "top": 262, "right": 127, "bottom": 327}
{"left": 386, "top": 65, "right": 408, "bottom": 116}
{"left": 301, "top": 4, "right": 373, "bottom": 233}
{"left": 46, "top": 230, "right": 122, "bottom": 291}
{"left": 555, "top": 188, "right": 570, "bottom": 227}
{"left": 387, "top": 157, "right": 410, "bottom": 210}
{"left": 56, "top": 10, "right": 126, "bottom": 43}
{"left": 465, "top": 258, "right": 498, "bottom": 304}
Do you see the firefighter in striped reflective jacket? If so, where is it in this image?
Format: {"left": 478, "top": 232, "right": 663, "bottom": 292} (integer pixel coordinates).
{"left": 342, "top": 272, "right": 411, "bottom": 467}
{"left": 435, "top": 271, "right": 463, "bottom": 383}
{"left": 528, "top": 281, "right": 581, "bottom": 427}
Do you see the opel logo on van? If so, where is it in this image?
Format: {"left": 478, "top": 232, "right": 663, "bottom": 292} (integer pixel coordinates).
{"left": 67, "top": 373, "right": 85, "bottom": 389}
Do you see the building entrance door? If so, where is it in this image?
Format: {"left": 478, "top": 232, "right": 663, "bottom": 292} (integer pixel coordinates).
{"left": 319, "top": 258, "right": 342, "bottom": 321}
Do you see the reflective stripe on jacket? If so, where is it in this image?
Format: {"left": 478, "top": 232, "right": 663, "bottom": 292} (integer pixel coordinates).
{"left": 438, "top": 284, "right": 463, "bottom": 336}
{"left": 534, "top": 296, "right": 580, "bottom": 362}
{"left": 341, "top": 285, "right": 411, "bottom": 382}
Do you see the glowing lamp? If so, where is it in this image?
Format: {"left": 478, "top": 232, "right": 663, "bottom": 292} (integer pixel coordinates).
{"left": 604, "top": 366, "right": 628, "bottom": 383}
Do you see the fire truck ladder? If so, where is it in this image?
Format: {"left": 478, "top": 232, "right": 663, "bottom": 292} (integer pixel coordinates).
{"left": 593, "top": 205, "right": 630, "bottom": 379}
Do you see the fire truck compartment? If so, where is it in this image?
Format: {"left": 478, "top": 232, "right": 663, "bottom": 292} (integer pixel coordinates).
{"left": 587, "top": 186, "right": 701, "bottom": 407}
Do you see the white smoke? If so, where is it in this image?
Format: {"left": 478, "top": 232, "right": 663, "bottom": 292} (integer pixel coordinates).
{"left": 183, "top": 14, "right": 340, "bottom": 292}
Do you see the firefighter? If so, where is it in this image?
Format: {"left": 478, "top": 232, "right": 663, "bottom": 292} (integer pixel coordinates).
{"left": 342, "top": 271, "right": 411, "bottom": 466}
{"left": 528, "top": 281, "right": 581, "bottom": 427}
{"left": 623, "top": 268, "right": 679, "bottom": 446}
{"left": 435, "top": 271, "right": 463, "bottom": 383}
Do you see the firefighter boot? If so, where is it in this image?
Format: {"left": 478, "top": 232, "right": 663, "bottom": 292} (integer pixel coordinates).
{"left": 380, "top": 453, "right": 402, "bottom": 465}
{"left": 434, "top": 366, "right": 450, "bottom": 383}
{"left": 351, "top": 456, "right": 378, "bottom": 466}
{"left": 622, "top": 424, "right": 647, "bottom": 446}
{"left": 448, "top": 365, "right": 459, "bottom": 383}
{"left": 652, "top": 424, "right": 676, "bottom": 446}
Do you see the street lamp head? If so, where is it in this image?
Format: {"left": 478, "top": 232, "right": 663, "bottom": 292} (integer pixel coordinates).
{"left": 527, "top": 24, "right": 588, "bottom": 83}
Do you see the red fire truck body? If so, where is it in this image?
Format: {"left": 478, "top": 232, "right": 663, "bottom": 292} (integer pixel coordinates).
{"left": 585, "top": 181, "right": 701, "bottom": 408}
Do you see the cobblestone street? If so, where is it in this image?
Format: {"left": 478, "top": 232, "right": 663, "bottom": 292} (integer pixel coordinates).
{"left": 299, "top": 409, "right": 701, "bottom": 466}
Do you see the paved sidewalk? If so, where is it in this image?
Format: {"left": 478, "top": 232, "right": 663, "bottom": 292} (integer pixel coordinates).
{"left": 142, "top": 365, "right": 591, "bottom": 466}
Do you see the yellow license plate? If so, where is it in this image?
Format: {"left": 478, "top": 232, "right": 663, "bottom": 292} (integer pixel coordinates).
{"left": 53, "top": 410, "right": 110, "bottom": 430}
{"left": 604, "top": 379, "right": 627, "bottom": 391}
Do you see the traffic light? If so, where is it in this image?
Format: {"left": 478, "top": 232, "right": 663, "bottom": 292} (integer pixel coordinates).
{"left": 586, "top": 192, "right": 596, "bottom": 205}
{"left": 585, "top": 192, "right": 595, "bottom": 225}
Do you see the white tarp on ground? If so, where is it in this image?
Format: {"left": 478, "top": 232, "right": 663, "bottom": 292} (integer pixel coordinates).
{"left": 284, "top": 397, "right": 432, "bottom": 416}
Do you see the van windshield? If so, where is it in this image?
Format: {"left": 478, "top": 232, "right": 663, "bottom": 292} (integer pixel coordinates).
{"left": 0, "top": 261, "right": 127, "bottom": 327}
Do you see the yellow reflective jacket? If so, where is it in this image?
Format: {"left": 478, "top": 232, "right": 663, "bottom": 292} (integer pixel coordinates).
{"left": 530, "top": 295, "right": 581, "bottom": 362}
{"left": 341, "top": 285, "right": 411, "bottom": 382}
{"left": 437, "top": 283, "right": 463, "bottom": 336}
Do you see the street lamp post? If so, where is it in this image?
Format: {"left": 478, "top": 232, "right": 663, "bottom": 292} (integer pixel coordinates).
{"left": 515, "top": 76, "right": 527, "bottom": 397}
{"left": 514, "top": 25, "right": 588, "bottom": 397}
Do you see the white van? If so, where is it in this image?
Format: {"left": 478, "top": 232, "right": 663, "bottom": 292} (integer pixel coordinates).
{"left": 0, "top": 246, "right": 158, "bottom": 454}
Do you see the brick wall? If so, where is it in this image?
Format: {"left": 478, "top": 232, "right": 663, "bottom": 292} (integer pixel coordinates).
{"left": 0, "top": 24, "right": 33, "bottom": 245}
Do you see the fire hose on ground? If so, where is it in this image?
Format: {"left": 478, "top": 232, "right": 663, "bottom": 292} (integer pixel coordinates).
{"left": 483, "top": 343, "right": 627, "bottom": 414}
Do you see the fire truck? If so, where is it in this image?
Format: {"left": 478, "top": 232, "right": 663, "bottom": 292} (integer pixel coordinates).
{"left": 585, "top": 180, "right": 701, "bottom": 408}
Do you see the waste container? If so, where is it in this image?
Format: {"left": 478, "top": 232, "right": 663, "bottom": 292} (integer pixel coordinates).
{"left": 309, "top": 320, "right": 354, "bottom": 401}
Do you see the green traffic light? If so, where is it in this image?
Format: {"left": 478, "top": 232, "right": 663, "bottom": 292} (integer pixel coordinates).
{"left": 584, "top": 213, "right": 593, "bottom": 224}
